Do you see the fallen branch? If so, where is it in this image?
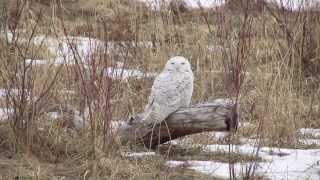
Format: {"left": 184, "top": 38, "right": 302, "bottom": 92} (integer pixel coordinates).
{"left": 118, "top": 99, "right": 238, "bottom": 148}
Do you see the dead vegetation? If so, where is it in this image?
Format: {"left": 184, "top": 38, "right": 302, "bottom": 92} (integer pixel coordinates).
{"left": 0, "top": 0, "right": 319, "bottom": 179}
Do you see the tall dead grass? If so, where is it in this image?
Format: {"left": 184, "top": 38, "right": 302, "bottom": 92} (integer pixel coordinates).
{"left": 0, "top": 0, "right": 319, "bottom": 179}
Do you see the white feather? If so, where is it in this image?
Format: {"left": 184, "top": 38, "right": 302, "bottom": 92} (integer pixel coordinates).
{"left": 142, "top": 56, "right": 194, "bottom": 125}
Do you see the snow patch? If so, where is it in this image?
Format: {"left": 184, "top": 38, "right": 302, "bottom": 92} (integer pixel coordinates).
{"left": 0, "top": 108, "right": 14, "bottom": 122}
{"left": 167, "top": 143, "right": 320, "bottom": 179}
{"left": 138, "top": 0, "right": 225, "bottom": 9}
{"left": 111, "top": 121, "right": 126, "bottom": 129}
{"left": 0, "top": 89, "right": 21, "bottom": 97}
{"left": 123, "top": 151, "right": 156, "bottom": 158}
{"left": 138, "top": 0, "right": 320, "bottom": 11}
{"left": 166, "top": 160, "right": 185, "bottom": 167}
{"left": 299, "top": 128, "right": 320, "bottom": 138}
{"left": 300, "top": 138, "right": 320, "bottom": 146}
{"left": 209, "top": 132, "right": 229, "bottom": 139}
{"left": 266, "top": 0, "right": 320, "bottom": 10}
{"left": 103, "top": 67, "right": 156, "bottom": 80}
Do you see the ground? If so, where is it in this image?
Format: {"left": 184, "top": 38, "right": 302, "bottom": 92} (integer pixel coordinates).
{"left": 0, "top": 0, "right": 320, "bottom": 179}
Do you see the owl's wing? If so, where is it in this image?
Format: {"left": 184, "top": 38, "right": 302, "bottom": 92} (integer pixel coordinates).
{"left": 146, "top": 72, "right": 182, "bottom": 110}
{"left": 179, "top": 73, "right": 194, "bottom": 104}
{"left": 143, "top": 72, "right": 183, "bottom": 124}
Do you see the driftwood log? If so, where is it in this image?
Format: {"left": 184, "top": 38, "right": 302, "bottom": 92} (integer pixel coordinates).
{"left": 118, "top": 99, "right": 238, "bottom": 148}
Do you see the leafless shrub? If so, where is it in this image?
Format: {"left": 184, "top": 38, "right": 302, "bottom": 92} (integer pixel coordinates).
{"left": 0, "top": 1, "right": 63, "bottom": 154}
{"left": 0, "top": 0, "right": 319, "bottom": 179}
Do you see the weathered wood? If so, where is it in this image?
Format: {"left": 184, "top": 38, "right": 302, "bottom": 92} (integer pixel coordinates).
{"left": 118, "top": 99, "right": 238, "bottom": 148}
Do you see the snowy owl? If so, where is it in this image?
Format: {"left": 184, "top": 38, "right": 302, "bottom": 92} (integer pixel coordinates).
{"left": 142, "top": 56, "right": 194, "bottom": 126}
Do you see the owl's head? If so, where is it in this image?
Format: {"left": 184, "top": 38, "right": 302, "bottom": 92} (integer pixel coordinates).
{"left": 164, "top": 56, "right": 192, "bottom": 73}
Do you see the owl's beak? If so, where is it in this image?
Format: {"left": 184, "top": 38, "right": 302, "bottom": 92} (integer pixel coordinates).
{"left": 175, "top": 66, "right": 180, "bottom": 70}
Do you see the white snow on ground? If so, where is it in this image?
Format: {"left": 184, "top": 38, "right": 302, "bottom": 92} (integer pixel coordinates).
{"left": 111, "top": 121, "right": 126, "bottom": 129}
{"left": 0, "top": 88, "right": 34, "bottom": 101}
{"left": 25, "top": 60, "right": 155, "bottom": 79}
{"left": 1, "top": 31, "right": 154, "bottom": 68}
{"left": 0, "top": 89, "right": 29, "bottom": 97}
{"left": 138, "top": 0, "right": 225, "bottom": 9}
{"left": 299, "top": 128, "right": 320, "bottom": 138}
{"left": 301, "top": 138, "right": 320, "bottom": 146}
{"left": 0, "top": 89, "right": 19, "bottom": 97}
{"left": 31, "top": 35, "right": 106, "bottom": 64}
{"left": 0, "top": 108, "right": 13, "bottom": 122}
{"left": 209, "top": 132, "right": 229, "bottom": 139}
{"left": 25, "top": 58, "right": 75, "bottom": 66}
{"left": 183, "top": 0, "right": 225, "bottom": 9}
{"left": 138, "top": 0, "right": 320, "bottom": 10}
{"left": 1, "top": 31, "right": 102, "bottom": 64}
{"left": 266, "top": 0, "right": 320, "bottom": 10}
{"left": 103, "top": 67, "right": 156, "bottom": 80}
{"left": 12, "top": 34, "right": 156, "bottom": 79}
{"left": 207, "top": 98, "right": 234, "bottom": 106}
{"left": 166, "top": 138, "right": 320, "bottom": 179}
{"left": 123, "top": 151, "right": 156, "bottom": 158}
{"left": 32, "top": 35, "right": 152, "bottom": 63}
{"left": 0, "top": 88, "right": 75, "bottom": 100}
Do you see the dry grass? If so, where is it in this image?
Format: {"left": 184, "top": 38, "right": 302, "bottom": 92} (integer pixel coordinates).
{"left": 0, "top": 0, "right": 319, "bottom": 179}
{"left": 158, "top": 144, "right": 263, "bottom": 163}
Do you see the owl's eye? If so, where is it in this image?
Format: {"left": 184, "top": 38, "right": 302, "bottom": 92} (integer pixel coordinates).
{"left": 181, "top": 62, "right": 185, "bottom": 65}
{"left": 171, "top": 62, "right": 175, "bottom": 65}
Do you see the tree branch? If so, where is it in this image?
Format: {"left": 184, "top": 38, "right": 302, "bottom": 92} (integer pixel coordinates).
{"left": 117, "top": 99, "right": 238, "bottom": 148}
